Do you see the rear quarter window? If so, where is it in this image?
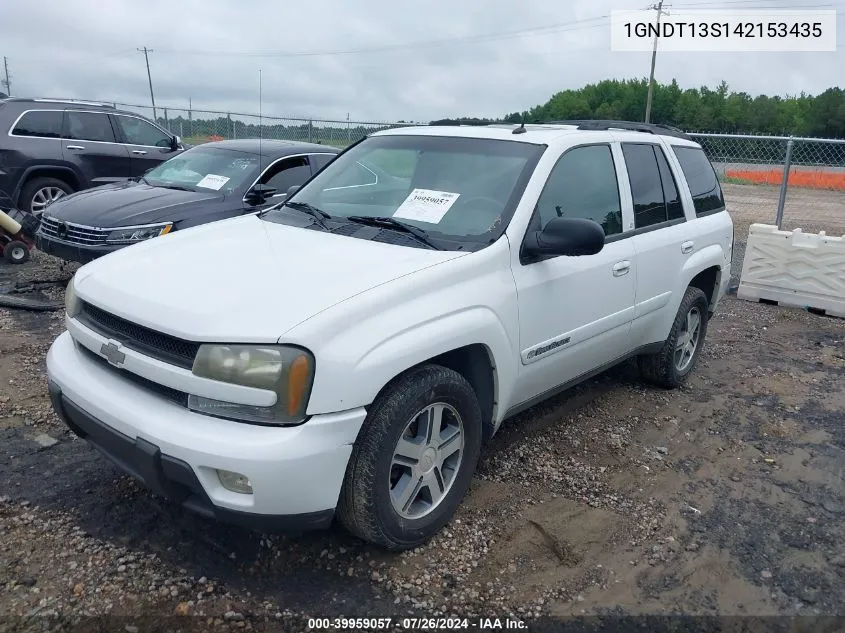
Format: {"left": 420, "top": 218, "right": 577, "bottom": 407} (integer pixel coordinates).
{"left": 11, "top": 110, "right": 63, "bottom": 138}
{"left": 672, "top": 146, "right": 726, "bottom": 216}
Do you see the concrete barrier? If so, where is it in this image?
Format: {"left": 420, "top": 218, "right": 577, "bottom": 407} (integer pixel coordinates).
{"left": 737, "top": 223, "right": 845, "bottom": 319}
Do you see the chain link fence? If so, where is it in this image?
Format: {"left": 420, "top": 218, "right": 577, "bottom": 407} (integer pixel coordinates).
{"left": 689, "top": 132, "right": 845, "bottom": 241}
{"left": 111, "top": 102, "right": 414, "bottom": 149}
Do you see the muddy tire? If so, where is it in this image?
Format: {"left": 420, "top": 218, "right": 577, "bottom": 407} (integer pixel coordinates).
{"left": 337, "top": 364, "right": 482, "bottom": 550}
{"left": 639, "top": 286, "right": 709, "bottom": 389}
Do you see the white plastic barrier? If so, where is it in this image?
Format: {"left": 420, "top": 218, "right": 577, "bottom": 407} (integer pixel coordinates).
{"left": 737, "top": 223, "right": 845, "bottom": 319}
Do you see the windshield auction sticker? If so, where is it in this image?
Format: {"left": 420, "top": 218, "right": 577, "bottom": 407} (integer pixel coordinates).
{"left": 610, "top": 9, "right": 836, "bottom": 52}
{"left": 196, "top": 174, "right": 231, "bottom": 190}
{"left": 393, "top": 189, "right": 460, "bottom": 224}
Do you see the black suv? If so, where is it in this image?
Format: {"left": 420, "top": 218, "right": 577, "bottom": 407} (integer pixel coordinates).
{"left": 0, "top": 98, "right": 185, "bottom": 215}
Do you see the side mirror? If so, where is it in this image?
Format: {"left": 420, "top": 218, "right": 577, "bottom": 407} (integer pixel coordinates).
{"left": 245, "top": 183, "right": 277, "bottom": 204}
{"left": 522, "top": 217, "right": 605, "bottom": 259}
{"left": 170, "top": 135, "right": 181, "bottom": 151}
{"left": 286, "top": 185, "right": 300, "bottom": 197}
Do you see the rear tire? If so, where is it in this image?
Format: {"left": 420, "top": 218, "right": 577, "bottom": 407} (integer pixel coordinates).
{"left": 337, "top": 364, "right": 483, "bottom": 550}
{"left": 19, "top": 177, "right": 74, "bottom": 216}
{"left": 638, "top": 286, "right": 709, "bottom": 388}
{"left": 4, "top": 240, "right": 30, "bottom": 264}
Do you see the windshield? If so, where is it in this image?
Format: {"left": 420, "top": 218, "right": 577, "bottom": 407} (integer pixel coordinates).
{"left": 143, "top": 147, "right": 261, "bottom": 192}
{"left": 266, "top": 134, "right": 544, "bottom": 249}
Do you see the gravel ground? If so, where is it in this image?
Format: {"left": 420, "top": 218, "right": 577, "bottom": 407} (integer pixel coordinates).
{"left": 1, "top": 196, "right": 844, "bottom": 631}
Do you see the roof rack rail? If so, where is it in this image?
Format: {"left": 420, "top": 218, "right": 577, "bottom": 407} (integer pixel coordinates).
{"left": 548, "top": 119, "right": 691, "bottom": 140}
{"left": 29, "top": 98, "right": 117, "bottom": 109}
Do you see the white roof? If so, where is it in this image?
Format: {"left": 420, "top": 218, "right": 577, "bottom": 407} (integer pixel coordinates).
{"left": 373, "top": 123, "right": 700, "bottom": 147}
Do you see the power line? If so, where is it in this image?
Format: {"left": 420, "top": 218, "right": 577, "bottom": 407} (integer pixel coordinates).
{"left": 154, "top": 16, "right": 612, "bottom": 58}
{"left": 137, "top": 47, "right": 157, "bottom": 120}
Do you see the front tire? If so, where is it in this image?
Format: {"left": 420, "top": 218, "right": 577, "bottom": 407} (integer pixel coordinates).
{"left": 638, "top": 286, "right": 710, "bottom": 388}
{"left": 337, "top": 364, "right": 482, "bottom": 550}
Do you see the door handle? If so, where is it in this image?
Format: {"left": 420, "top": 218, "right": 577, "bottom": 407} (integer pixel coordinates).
{"left": 66, "top": 145, "right": 85, "bottom": 150}
{"left": 132, "top": 150, "right": 147, "bottom": 155}
{"left": 681, "top": 241, "right": 695, "bottom": 254}
{"left": 612, "top": 261, "right": 631, "bottom": 277}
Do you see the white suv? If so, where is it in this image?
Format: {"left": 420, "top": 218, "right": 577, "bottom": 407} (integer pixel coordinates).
{"left": 46, "top": 121, "right": 733, "bottom": 550}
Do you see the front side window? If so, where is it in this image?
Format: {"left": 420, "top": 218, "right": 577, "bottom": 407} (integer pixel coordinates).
{"left": 672, "top": 146, "right": 726, "bottom": 216}
{"left": 264, "top": 134, "right": 544, "bottom": 250}
{"left": 260, "top": 157, "right": 310, "bottom": 194}
{"left": 11, "top": 110, "right": 63, "bottom": 138}
{"left": 117, "top": 115, "right": 171, "bottom": 147}
{"left": 535, "top": 144, "right": 623, "bottom": 236}
{"left": 64, "top": 111, "right": 116, "bottom": 143}
{"left": 143, "top": 147, "right": 261, "bottom": 192}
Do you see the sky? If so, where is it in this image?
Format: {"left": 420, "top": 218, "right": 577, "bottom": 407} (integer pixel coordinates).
{"left": 1, "top": 0, "right": 843, "bottom": 124}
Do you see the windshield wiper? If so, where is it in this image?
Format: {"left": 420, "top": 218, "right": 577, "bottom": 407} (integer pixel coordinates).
{"left": 345, "top": 216, "right": 441, "bottom": 250}
{"left": 155, "top": 183, "right": 195, "bottom": 192}
{"left": 278, "top": 201, "right": 332, "bottom": 230}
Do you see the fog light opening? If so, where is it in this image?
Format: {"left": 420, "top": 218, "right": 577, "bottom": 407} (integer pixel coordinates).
{"left": 217, "top": 469, "right": 253, "bottom": 494}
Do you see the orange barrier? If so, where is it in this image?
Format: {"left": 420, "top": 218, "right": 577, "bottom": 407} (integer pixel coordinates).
{"left": 726, "top": 168, "right": 845, "bottom": 190}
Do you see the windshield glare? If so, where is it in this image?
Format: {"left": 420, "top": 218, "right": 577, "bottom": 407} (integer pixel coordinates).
{"left": 275, "top": 135, "right": 542, "bottom": 246}
{"left": 144, "top": 147, "right": 260, "bottom": 192}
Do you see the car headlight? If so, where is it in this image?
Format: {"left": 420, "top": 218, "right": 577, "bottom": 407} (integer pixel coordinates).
{"left": 189, "top": 344, "right": 315, "bottom": 425}
{"left": 65, "top": 275, "right": 80, "bottom": 318}
{"left": 105, "top": 223, "right": 172, "bottom": 244}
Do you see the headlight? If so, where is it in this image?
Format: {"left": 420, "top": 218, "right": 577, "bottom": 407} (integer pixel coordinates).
{"left": 105, "top": 223, "right": 172, "bottom": 244}
{"left": 65, "top": 275, "right": 80, "bottom": 318}
{"left": 189, "top": 344, "right": 315, "bottom": 425}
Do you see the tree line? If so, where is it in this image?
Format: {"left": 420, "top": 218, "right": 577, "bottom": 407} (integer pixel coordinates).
{"left": 432, "top": 79, "right": 845, "bottom": 138}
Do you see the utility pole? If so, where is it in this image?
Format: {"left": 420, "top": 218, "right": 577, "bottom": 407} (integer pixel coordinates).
{"left": 2, "top": 57, "right": 10, "bottom": 96}
{"left": 137, "top": 47, "right": 157, "bottom": 120}
{"left": 644, "top": 0, "right": 669, "bottom": 123}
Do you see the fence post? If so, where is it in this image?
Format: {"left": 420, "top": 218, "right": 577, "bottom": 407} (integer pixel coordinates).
{"left": 775, "top": 137, "right": 794, "bottom": 228}
{"left": 164, "top": 108, "right": 169, "bottom": 132}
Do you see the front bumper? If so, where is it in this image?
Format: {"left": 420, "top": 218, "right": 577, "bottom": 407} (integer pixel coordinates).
{"left": 35, "top": 232, "right": 124, "bottom": 264}
{"left": 47, "top": 330, "right": 367, "bottom": 532}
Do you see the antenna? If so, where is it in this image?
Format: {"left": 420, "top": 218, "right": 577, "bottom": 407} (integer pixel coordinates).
{"left": 258, "top": 68, "right": 263, "bottom": 175}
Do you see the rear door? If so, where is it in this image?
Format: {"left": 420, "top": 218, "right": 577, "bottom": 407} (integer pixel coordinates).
{"left": 618, "top": 140, "right": 691, "bottom": 347}
{"left": 61, "top": 110, "right": 131, "bottom": 187}
{"left": 113, "top": 114, "right": 179, "bottom": 176}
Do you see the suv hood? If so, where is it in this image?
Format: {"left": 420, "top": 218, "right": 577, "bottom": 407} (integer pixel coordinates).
{"left": 45, "top": 181, "right": 222, "bottom": 227}
{"left": 74, "top": 215, "right": 467, "bottom": 342}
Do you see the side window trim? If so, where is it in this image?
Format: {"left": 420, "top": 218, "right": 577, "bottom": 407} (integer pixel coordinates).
{"left": 521, "top": 142, "right": 626, "bottom": 258}
{"left": 7, "top": 108, "right": 65, "bottom": 139}
{"left": 116, "top": 113, "right": 173, "bottom": 148}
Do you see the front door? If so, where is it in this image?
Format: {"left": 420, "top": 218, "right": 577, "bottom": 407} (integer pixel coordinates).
{"left": 113, "top": 114, "right": 179, "bottom": 177}
{"left": 510, "top": 143, "right": 637, "bottom": 406}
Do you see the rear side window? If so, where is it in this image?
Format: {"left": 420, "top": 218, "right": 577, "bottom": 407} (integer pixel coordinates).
{"left": 11, "top": 110, "right": 63, "bottom": 138}
{"left": 64, "top": 111, "right": 116, "bottom": 143}
{"left": 672, "top": 146, "right": 726, "bottom": 215}
{"left": 622, "top": 143, "right": 674, "bottom": 229}
{"left": 654, "top": 146, "right": 685, "bottom": 220}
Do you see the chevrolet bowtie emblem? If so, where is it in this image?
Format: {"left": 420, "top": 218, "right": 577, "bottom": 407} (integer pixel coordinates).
{"left": 100, "top": 341, "right": 126, "bottom": 367}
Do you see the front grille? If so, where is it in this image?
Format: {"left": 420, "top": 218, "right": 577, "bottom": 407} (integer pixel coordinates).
{"left": 77, "top": 343, "right": 189, "bottom": 407}
{"left": 77, "top": 301, "right": 200, "bottom": 370}
{"left": 39, "top": 216, "right": 109, "bottom": 245}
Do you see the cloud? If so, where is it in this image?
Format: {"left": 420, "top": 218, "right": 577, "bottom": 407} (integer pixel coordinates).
{"left": 1, "top": 0, "right": 842, "bottom": 123}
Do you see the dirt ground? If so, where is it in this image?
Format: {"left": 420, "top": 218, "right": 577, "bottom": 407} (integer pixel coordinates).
{"left": 1, "top": 184, "right": 844, "bottom": 631}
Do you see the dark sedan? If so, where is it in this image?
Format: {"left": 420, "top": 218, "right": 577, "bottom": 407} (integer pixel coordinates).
{"left": 35, "top": 139, "right": 340, "bottom": 264}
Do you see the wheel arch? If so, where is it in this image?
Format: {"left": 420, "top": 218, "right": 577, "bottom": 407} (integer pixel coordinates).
{"left": 15, "top": 165, "right": 81, "bottom": 204}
